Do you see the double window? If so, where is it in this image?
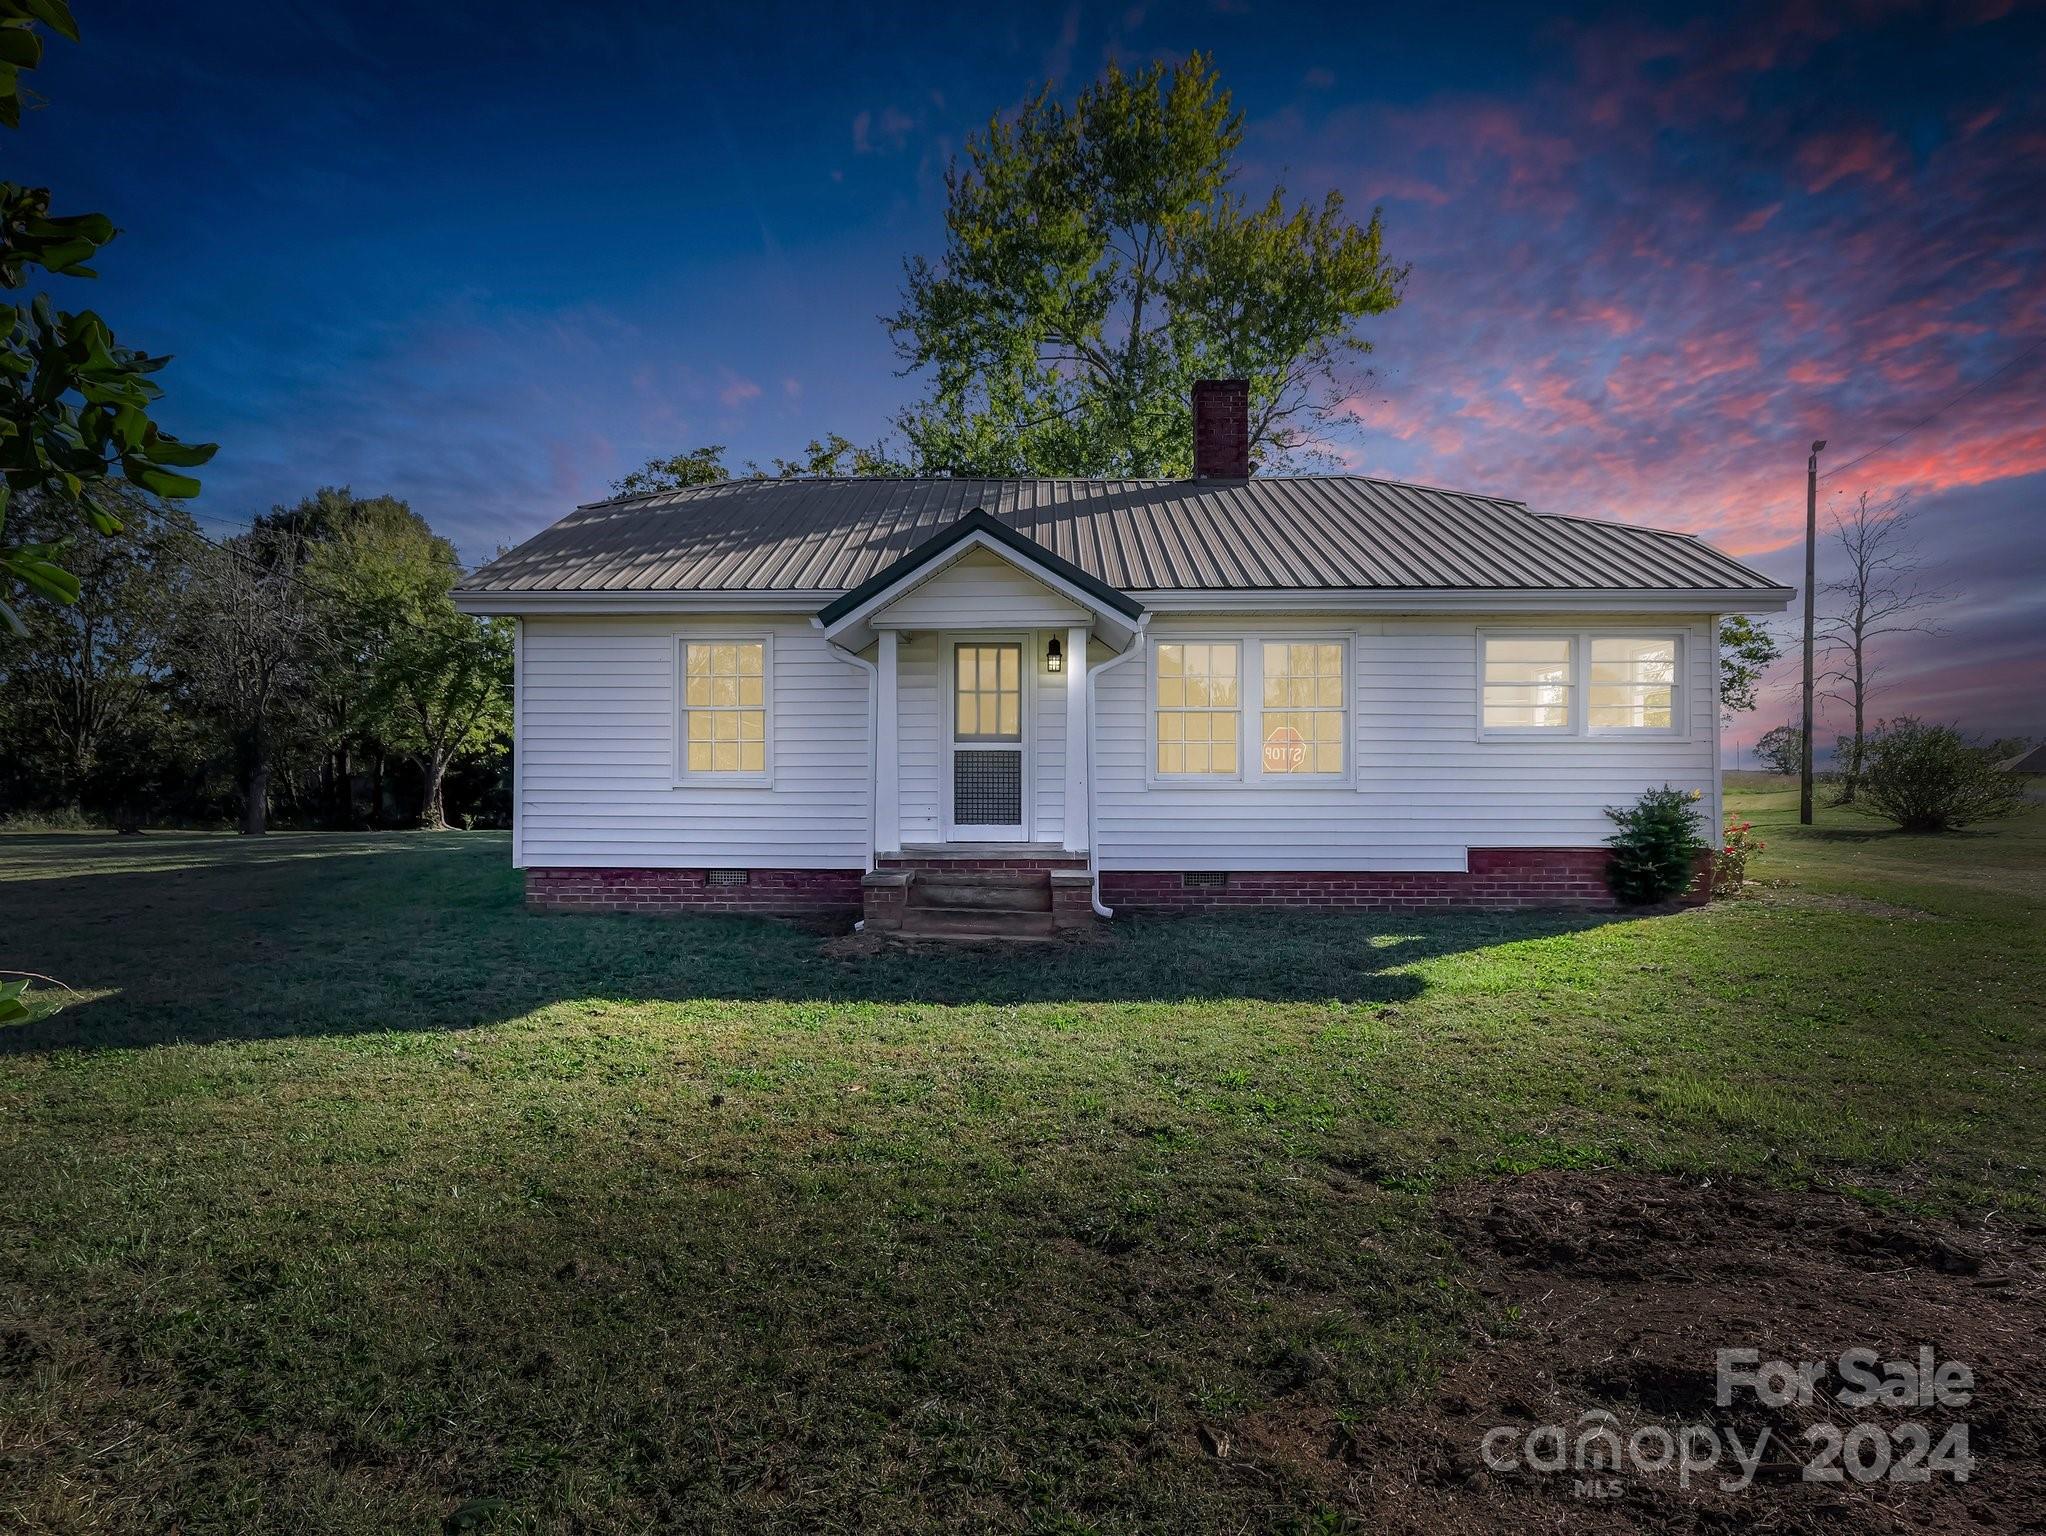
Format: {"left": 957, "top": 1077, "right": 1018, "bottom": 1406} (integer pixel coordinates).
{"left": 678, "top": 638, "right": 771, "bottom": 781}
{"left": 1152, "top": 637, "right": 1348, "bottom": 781}
{"left": 1480, "top": 632, "right": 1683, "bottom": 736}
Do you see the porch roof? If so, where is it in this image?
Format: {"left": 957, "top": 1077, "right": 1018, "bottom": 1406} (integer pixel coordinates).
{"left": 813, "top": 509, "right": 1145, "bottom": 652}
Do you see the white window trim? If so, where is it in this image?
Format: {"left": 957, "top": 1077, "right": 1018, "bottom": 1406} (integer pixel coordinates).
{"left": 673, "top": 633, "right": 776, "bottom": 788}
{"left": 1144, "top": 633, "right": 1355, "bottom": 788}
{"left": 1474, "top": 628, "right": 1689, "bottom": 742}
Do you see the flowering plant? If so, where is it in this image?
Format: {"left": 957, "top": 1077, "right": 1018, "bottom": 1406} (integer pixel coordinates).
{"left": 1713, "top": 815, "right": 1765, "bottom": 898}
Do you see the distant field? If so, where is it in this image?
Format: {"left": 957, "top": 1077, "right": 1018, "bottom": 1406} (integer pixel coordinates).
{"left": 2, "top": 788, "right": 2040, "bottom": 1532}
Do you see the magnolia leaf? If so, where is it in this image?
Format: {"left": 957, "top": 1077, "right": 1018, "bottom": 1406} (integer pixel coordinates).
{"left": 0, "top": 979, "right": 28, "bottom": 1025}
{"left": 139, "top": 433, "right": 217, "bottom": 468}
{"left": 21, "top": 0, "right": 77, "bottom": 44}
{"left": 124, "top": 464, "right": 201, "bottom": 499}
{"left": 80, "top": 493, "right": 121, "bottom": 535}
{"left": 0, "top": 547, "right": 80, "bottom": 602}
{"left": 0, "top": 26, "right": 40, "bottom": 69}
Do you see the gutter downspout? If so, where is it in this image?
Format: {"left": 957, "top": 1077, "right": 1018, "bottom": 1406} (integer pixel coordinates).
{"left": 823, "top": 641, "right": 880, "bottom": 933}
{"left": 1084, "top": 617, "right": 1150, "bottom": 919}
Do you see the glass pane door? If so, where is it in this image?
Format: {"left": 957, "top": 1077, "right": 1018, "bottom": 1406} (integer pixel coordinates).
{"left": 951, "top": 642, "right": 1025, "bottom": 836}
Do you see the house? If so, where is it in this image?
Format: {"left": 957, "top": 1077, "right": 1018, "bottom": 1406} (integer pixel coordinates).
{"left": 454, "top": 382, "right": 1793, "bottom": 933}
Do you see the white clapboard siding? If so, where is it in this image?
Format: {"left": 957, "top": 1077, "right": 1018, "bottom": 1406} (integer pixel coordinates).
{"left": 520, "top": 608, "right": 1719, "bottom": 875}
{"left": 897, "top": 632, "right": 943, "bottom": 844}
{"left": 519, "top": 616, "right": 871, "bottom": 869}
{"left": 1093, "top": 613, "right": 1720, "bottom": 872}
{"left": 1034, "top": 657, "right": 1067, "bottom": 841}
{"left": 875, "top": 548, "right": 1088, "bottom": 629}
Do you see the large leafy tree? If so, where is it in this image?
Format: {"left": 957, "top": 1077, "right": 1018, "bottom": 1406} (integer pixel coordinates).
{"left": 309, "top": 513, "right": 511, "bottom": 830}
{"left": 887, "top": 54, "right": 1406, "bottom": 477}
{"left": 0, "top": 0, "right": 215, "bottom": 635}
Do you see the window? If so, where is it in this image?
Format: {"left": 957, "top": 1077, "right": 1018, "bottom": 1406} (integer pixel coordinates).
{"left": 1478, "top": 631, "right": 1686, "bottom": 736}
{"left": 680, "top": 638, "right": 769, "bottom": 778}
{"left": 1589, "top": 637, "right": 1678, "bottom": 731}
{"left": 1154, "top": 641, "right": 1240, "bottom": 775}
{"left": 1482, "top": 636, "right": 1575, "bottom": 731}
{"left": 954, "top": 643, "right": 1021, "bottom": 741}
{"left": 1259, "top": 641, "right": 1346, "bottom": 775}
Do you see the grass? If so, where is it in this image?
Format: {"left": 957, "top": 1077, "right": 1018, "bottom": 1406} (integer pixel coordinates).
{"left": 1, "top": 786, "right": 2040, "bottom": 1532}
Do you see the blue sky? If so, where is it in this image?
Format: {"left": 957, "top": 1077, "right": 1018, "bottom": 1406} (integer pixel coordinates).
{"left": 15, "top": 0, "right": 2046, "bottom": 745}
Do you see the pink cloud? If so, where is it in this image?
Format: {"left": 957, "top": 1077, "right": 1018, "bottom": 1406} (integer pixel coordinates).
{"left": 1732, "top": 201, "right": 1782, "bottom": 235}
{"left": 1796, "top": 128, "right": 1901, "bottom": 193}
{"left": 718, "top": 375, "right": 763, "bottom": 408}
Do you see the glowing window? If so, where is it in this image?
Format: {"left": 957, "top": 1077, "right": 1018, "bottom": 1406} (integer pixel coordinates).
{"left": 1589, "top": 637, "right": 1678, "bottom": 731}
{"left": 1259, "top": 642, "right": 1346, "bottom": 774}
{"left": 682, "top": 640, "right": 768, "bottom": 775}
{"left": 1154, "top": 642, "right": 1240, "bottom": 775}
{"left": 1482, "top": 636, "right": 1575, "bottom": 731}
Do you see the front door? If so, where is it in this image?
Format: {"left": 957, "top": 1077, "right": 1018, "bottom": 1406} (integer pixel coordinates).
{"left": 947, "top": 640, "right": 1028, "bottom": 841}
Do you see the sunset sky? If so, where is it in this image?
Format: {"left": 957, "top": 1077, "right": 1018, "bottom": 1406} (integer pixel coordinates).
{"left": 18, "top": 0, "right": 2045, "bottom": 750}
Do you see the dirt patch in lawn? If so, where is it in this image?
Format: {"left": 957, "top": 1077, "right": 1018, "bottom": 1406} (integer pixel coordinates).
{"left": 1258, "top": 1172, "right": 2045, "bottom": 1533}
{"left": 1746, "top": 884, "right": 1938, "bottom": 921}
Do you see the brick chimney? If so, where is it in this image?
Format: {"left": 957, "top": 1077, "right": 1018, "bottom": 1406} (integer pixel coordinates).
{"left": 1192, "top": 379, "right": 1250, "bottom": 479}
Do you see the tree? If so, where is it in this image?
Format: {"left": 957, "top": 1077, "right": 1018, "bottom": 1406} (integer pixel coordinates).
{"left": 886, "top": 54, "right": 1407, "bottom": 477}
{"left": 757, "top": 433, "right": 910, "bottom": 480}
{"left": 1752, "top": 724, "right": 1803, "bottom": 777}
{"left": 0, "top": 0, "right": 215, "bottom": 636}
{"left": 252, "top": 487, "right": 434, "bottom": 825}
{"left": 0, "top": 489, "right": 196, "bottom": 814}
{"left": 167, "top": 526, "right": 320, "bottom": 834}
{"left": 1817, "top": 491, "right": 1949, "bottom": 802}
{"left": 310, "top": 515, "right": 510, "bottom": 829}
{"left": 610, "top": 445, "right": 729, "bottom": 497}
{"left": 1717, "top": 615, "right": 1779, "bottom": 722}
{"left": 610, "top": 435, "right": 911, "bottom": 497}
{"left": 1856, "top": 718, "right": 2026, "bottom": 832}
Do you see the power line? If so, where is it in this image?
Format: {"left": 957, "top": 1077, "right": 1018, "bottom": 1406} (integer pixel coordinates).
{"left": 1818, "top": 334, "right": 2046, "bottom": 486}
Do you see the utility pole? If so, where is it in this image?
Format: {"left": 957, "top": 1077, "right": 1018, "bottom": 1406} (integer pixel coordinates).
{"left": 1799, "top": 438, "right": 1826, "bottom": 825}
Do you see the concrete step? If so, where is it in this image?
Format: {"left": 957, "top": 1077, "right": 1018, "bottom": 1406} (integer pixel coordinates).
{"left": 910, "top": 874, "right": 1052, "bottom": 912}
{"left": 899, "top": 906, "right": 1059, "bottom": 939}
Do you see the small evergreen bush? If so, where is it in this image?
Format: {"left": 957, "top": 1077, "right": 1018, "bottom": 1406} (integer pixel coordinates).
{"left": 1603, "top": 785, "right": 1708, "bottom": 905}
{"left": 1858, "top": 718, "right": 2026, "bottom": 832}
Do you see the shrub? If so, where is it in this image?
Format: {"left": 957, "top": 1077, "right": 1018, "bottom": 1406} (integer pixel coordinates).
{"left": 1603, "top": 785, "right": 1709, "bottom": 905}
{"left": 1856, "top": 718, "right": 2027, "bottom": 832}
{"left": 0, "top": 807, "right": 107, "bottom": 832}
{"left": 1713, "top": 815, "right": 1764, "bottom": 898}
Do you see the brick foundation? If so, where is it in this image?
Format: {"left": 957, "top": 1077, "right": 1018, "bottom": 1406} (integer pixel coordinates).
{"left": 526, "top": 867, "right": 863, "bottom": 915}
{"left": 1098, "top": 848, "right": 1710, "bottom": 913}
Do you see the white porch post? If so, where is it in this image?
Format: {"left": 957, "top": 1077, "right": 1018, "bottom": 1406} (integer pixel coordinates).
{"left": 876, "top": 629, "right": 901, "bottom": 853}
{"left": 1063, "top": 624, "right": 1089, "bottom": 851}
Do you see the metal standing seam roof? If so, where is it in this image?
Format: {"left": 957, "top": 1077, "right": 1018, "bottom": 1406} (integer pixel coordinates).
{"left": 457, "top": 476, "right": 1784, "bottom": 596}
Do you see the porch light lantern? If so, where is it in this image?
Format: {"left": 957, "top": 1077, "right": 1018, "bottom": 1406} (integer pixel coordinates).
{"left": 1046, "top": 636, "right": 1063, "bottom": 673}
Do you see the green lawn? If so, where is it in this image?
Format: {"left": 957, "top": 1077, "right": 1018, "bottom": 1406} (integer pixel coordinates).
{"left": 2, "top": 787, "right": 2041, "bottom": 1532}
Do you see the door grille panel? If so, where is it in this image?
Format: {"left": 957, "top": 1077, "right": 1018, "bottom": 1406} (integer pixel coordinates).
{"left": 954, "top": 749, "right": 1023, "bottom": 825}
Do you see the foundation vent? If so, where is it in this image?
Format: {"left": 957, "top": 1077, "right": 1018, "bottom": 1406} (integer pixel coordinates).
{"left": 706, "top": 869, "right": 751, "bottom": 888}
